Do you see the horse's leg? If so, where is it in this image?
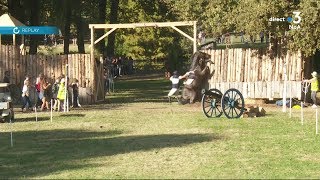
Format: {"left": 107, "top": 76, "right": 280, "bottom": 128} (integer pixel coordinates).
{"left": 189, "top": 90, "right": 196, "bottom": 103}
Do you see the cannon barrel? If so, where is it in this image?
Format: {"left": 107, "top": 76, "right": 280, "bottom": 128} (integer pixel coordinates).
{"left": 201, "top": 89, "right": 223, "bottom": 98}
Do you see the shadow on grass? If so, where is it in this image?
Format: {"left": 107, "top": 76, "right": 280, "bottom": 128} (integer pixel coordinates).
{"left": 59, "top": 113, "right": 86, "bottom": 117}
{"left": 0, "top": 129, "right": 220, "bottom": 178}
{"left": 14, "top": 116, "right": 50, "bottom": 122}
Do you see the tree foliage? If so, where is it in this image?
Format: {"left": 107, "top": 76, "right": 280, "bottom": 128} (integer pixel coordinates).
{"left": 0, "top": 0, "right": 318, "bottom": 58}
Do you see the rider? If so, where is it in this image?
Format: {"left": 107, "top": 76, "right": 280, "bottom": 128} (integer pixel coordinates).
{"left": 179, "top": 71, "right": 195, "bottom": 86}
{"left": 304, "top": 71, "right": 319, "bottom": 108}
{"left": 168, "top": 71, "right": 180, "bottom": 102}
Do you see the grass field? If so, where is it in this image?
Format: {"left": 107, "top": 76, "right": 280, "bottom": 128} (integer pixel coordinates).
{"left": 1, "top": 74, "right": 320, "bottom": 179}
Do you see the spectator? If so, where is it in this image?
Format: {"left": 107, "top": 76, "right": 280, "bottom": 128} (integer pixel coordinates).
{"left": 221, "top": 34, "right": 225, "bottom": 44}
{"left": 266, "top": 32, "right": 269, "bottom": 43}
{"left": 303, "top": 71, "right": 319, "bottom": 108}
{"left": 112, "top": 57, "right": 118, "bottom": 78}
{"left": 240, "top": 31, "right": 245, "bottom": 43}
{"left": 3, "top": 71, "right": 10, "bottom": 83}
{"left": 41, "top": 77, "right": 51, "bottom": 111}
{"left": 118, "top": 56, "right": 123, "bottom": 76}
{"left": 123, "top": 57, "right": 129, "bottom": 75}
{"left": 128, "top": 57, "right": 134, "bottom": 74}
{"left": 21, "top": 76, "right": 32, "bottom": 112}
{"left": 71, "top": 78, "right": 80, "bottom": 108}
{"left": 104, "top": 69, "right": 109, "bottom": 93}
{"left": 35, "top": 73, "right": 44, "bottom": 108}
{"left": 250, "top": 34, "right": 256, "bottom": 43}
{"left": 52, "top": 78, "right": 60, "bottom": 111}
{"left": 260, "top": 31, "right": 264, "bottom": 43}
{"left": 20, "top": 44, "right": 26, "bottom": 55}
{"left": 57, "top": 78, "right": 66, "bottom": 111}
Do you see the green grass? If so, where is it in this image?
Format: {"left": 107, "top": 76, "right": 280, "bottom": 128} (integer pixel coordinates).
{"left": 1, "top": 74, "right": 320, "bottom": 179}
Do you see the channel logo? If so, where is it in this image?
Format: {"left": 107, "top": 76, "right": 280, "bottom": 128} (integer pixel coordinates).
{"left": 269, "top": 11, "right": 301, "bottom": 30}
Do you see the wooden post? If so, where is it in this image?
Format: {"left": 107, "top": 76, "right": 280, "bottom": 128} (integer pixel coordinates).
{"left": 289, "top": 82, "right": 292, "bottom": 118}
{"left": 316, "top": 108, "right": 318, "bottom": 134}
{"left": 301, "top": 101, "right": 303, "bottom": 125}
{"left": 13, "top": 34, "right": 16, "bottom": 46}
{"left": 282, "top": 62, "right": 287, "bottom": 112}
{"left": 90, "top": 26, "right": 97, "bottom": 102}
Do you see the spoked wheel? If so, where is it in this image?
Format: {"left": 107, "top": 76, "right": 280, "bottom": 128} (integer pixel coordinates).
{"left": 222, "top": 88, "right": 245, "bottom": 119}
{"left": 201, "top": 88, "right": 223, "bottom": 118}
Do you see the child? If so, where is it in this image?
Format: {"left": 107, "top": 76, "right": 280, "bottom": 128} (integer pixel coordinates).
{"left": 41, "top": 78, "right": 51, "bottom": 111}
{"left": 35, "top": 74, "right": 44, "bottom": 108}
{"left": 57, "top": 78, "right": 66, "bottom": 111}
{"left": 52, "top": 78, "right": 60, "bottom": 111}
{"left": 71, "top": 78, "right": 81, "bottom": 108}
{"left": 168, "top": 71, "right": 180, "bottom": 102}
{"left": 304, "top": 71, "right": 319, "bottom": 108}
{"left": 21, "top": 77, "right": 32, "bottom": 112}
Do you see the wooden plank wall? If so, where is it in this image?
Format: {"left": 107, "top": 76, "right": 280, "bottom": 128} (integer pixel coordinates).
{"left": 0, "top": 45, "right": 101, "bottom": 105}
{"left": 202, "top": 48, "right": 306, "bottom": 100}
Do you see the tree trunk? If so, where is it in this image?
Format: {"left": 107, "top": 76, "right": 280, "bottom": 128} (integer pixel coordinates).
{"left": 8, "top": 0, "right": 23, "bottom": 23}
{"left": 63, "top": 0, "right": 71, "bottom": 54}
{"left": 75, "top": 7, "right": 85, "bottom": 53}
{"left": 29, "top": 0, "right": 40, "bottom": 54}
{"left": 97, "top": 0, "right": 107, "bottom": 55}
{"left": 8, "top": 0, "right": 25, "bottom": 44}
{"left": 106, "top": 0, "right": 119, "bottom": 57}
{"left": 314, "top": 49, "right": 320, "bottom": 72}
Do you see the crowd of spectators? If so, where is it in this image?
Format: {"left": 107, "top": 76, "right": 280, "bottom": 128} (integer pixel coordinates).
{"left": 103, "top": 56, "right": 135, "bottom": 93}
{"left": 19, "top": 73, "right": 81, "bottom": 112}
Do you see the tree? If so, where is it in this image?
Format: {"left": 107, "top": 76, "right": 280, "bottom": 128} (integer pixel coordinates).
{"left": 106, "top": 0, "right": 119, "bottom": 56}
{"left": 97, "top": 0, "right": 107, "bottom": 54}
{"left": 63, "top": 0, "right": 71, "bottom": 54}
{"left": 74, "top": 0, "right": 85, "bottom": 53}
{"left": 28, "top": 0, "right": 40, "bottom": 54}
{"left": 289, "top": 0, "right": 320, "bottom": 56}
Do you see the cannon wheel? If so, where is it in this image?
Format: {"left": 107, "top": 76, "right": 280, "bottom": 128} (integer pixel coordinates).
{"left": 201, "top": 88, "right": 223, "bottom": 118}
{"left": 222, "top": 88, "right": 245, "bottom": 119}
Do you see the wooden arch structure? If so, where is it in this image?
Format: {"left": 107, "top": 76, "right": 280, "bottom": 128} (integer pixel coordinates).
{"left": 88, "top": 21, "right": 197, "bottom": 101}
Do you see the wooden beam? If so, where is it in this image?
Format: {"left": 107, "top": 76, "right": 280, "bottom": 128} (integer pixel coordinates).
{"left": 89, "top": 21, "right": 196, "bottom": 29}
{"left": 89, "top": 28, "right": 117, "bottom": 48}
{"left": 94, "top": 28, "right": 117, "bottom": 45}
{"left": 88, "top": 21, "right": 197, "bottom": 53}
{"left": 193, "top": 21, "right": 197, "bottom": 53}
{"left": 170, "top": 26, "right": 194, "bottom": 42}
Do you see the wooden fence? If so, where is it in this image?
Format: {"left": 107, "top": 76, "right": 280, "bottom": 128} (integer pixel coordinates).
{"left": 202, "top": 48, "right": 313, "bottom": 100}
{"left": 0, "top": 45, "right": 104, "bottom": 104}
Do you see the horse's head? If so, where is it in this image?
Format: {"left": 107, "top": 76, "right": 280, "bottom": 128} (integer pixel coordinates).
{"left": 189, "top": 51, "right": 211, "bottom": 71}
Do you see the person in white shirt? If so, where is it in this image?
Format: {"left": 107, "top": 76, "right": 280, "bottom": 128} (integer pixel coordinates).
{"left": 21, "top": 76, "right": 32, "bottom": 112}
{"left": 168, "top": 71, "right": 181, "bottom": 102}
